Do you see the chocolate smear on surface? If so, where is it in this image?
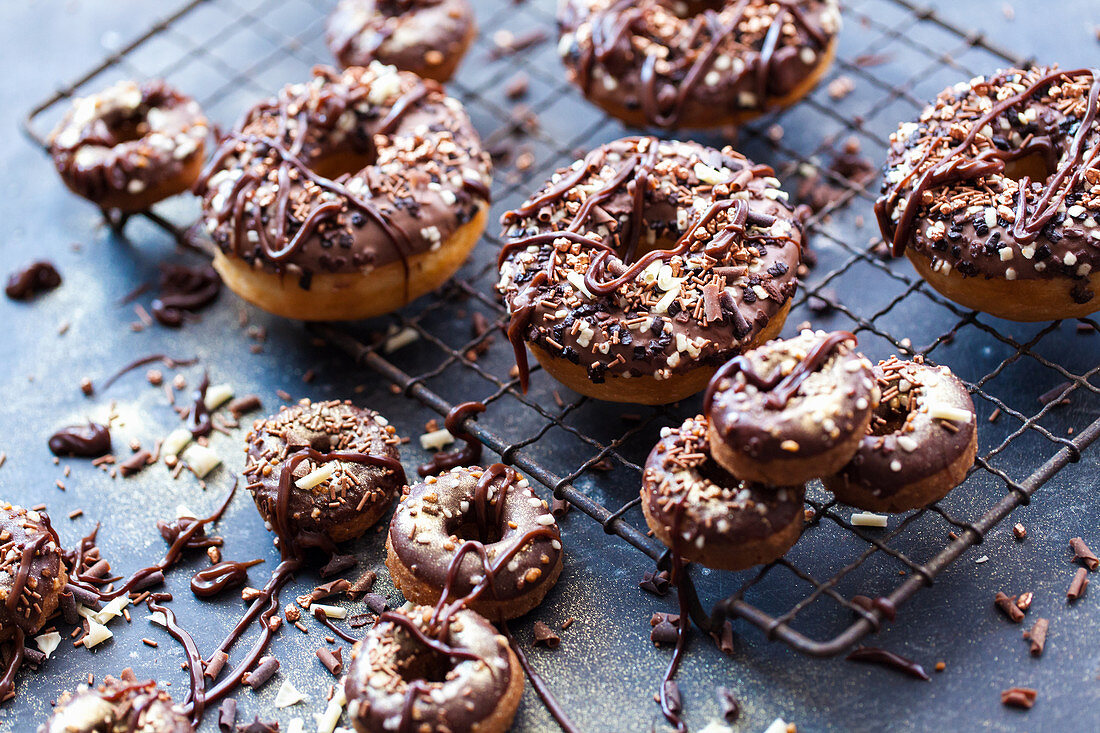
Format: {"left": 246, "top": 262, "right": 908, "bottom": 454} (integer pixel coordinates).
{"left": 48, "top": 422, "right": 111, "bottom": 457}
{"left": 151, "top": 263, "right": 221, "bottom": 327}
{"left": 5, "top": 261, "right": 61, "bottom": 300}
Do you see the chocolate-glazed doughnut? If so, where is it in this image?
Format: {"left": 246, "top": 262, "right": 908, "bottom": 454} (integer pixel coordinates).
{"left": 558, "top": 0, "right": 840, "bottom": 129}
{"left": 243, "top": 400, "right": 405, "bottom": 548}
{"left": 0, "top": 503, "right": 66, "bottom": 642}
{"left": 823, "top": 356, "right": 977, "bottom": 513}
{"left": 641, "top": 415, "right": 805, "bottom": 571}
{"left": 196, "top": 64, "right": 492, "bottom": 321}
{"left": 48, "top": 80, "right": 207, "bottom": 213}
{"left": 327, "top": 0, "right": 477, "bottom": 83}
{"left": 39, "top": 671, "right": 191, "bottom": 733}
{"left": 704, "top": 329, "right": 878, "bottom": 485}
{"left": 386, "top": 464, "right": 563, "bottom": 620}
{"left": 497, "top": 136, "right": 802, "bottom": 404}
{"left": 876, "top": 66, "right": 1100, "bottom": 321}
{"left": 344, "top": 605, "right": 524, "bottom": 733}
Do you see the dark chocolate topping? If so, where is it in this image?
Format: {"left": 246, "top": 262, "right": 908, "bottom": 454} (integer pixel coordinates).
{"left": 345, "top": 606, "right": 514, "bottom": 733}
{"left": 5, "top": 261, "right": 61, "bottom": 301}
{"left": 876, "top": 66, "right": 1100, "bottom": 288}
{"left": 327, "top": 0, "right": 474, "bottom": 76}
{"left": 39, "top": 674, "right": 192, "bottom": 733}
{"left": 642, "top": 415, "right": 806, "bottom": 550}
{"left": 833, "top": 356, "right": 976, "bottom": 497}
{"left": 48, "top": 422, "right": 112, "bottom": 458}
{"left": 48, "top": 79, "right": 207, "bottom": 202}
{"left": 244, "top": 400, "right": 403, "bottom": 546}
{"left": 390, "top": 464, "right": 562, "bottom": 604}
{"left": 497, "top": 136, "right": 801, "bottom": 391}
{"left": 189, "top": 559, "right": 263, "bottom": 598}
{"left": 846, "top": 646, "right": 930, "bottom": 681}
{"left": 151, "top": 264, "right": 221, "bottom": 328}
{"left": 706, "top": 329, "right": 877, "bottom": 461}
{"left": 0, "top": 504, "right": 65, "bottom": 644}
{"left": 196, "top": 65, "right": 490, "bottom": 287}
{"left": 559, "top": 0, "right": 840, "bottom": 127}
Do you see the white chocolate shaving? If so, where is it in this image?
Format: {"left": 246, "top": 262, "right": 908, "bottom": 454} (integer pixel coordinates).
{"left": 183, "top": 444, "right": 222, "bottom": 478}
{"left": 275, "top": 679, "right": 306, "bottom": 708}
{"left": 315, "top": 686, "right": 347, "bottom": 733}
{"left": 296, "top": 462, "right": 336, "bottom": 490}
{"left": 311, "top": 603, "right": 347, "bottom": 619}
{"left": 927, "top": 403, "right": 973, "bottom": 423}
{"left": 203, "top": 383, "right": 235, "bottom": 411}
{"left": 420, "top": 428, "right": 455, "bottom": 451}
{"left": 162, "top": 428, "right": 192, "bottom": 458}
{"left": 82, "top": 619, "right": 113, "bottom": 648}
{"left": 35, "top": 631, "right": 61, "bottom": 658}
{"left": 851, "top": 512, "right": 888, "bottom": 528}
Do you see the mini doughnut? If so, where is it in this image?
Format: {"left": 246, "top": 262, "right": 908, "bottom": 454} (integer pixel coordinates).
{"left": 876, "top": 66, "right": 1100, "bottom": 321}
{"left": 641, "top": 415, "right": 805, "bottom": 571}
{"left": 345, "top": 605, "right": 524, "bottom": 733}
{"left": 327, "top": 0, "right": 477, "bottom": 83}
{"left": 39, "top": 671, "right": 191, "bottom": 733}
{"left": 497, "top": 136, "right": 802, "bottom": 404}
{"left": 0, "top": 503, "right": 66, "bottom": 643}
{"left": 558, "top": 0, "right": 840, "bottom": 129}
{"left": 48, "top": 80, "right": 208, "bottom": 212}
{"left": 704, "top": 329, "right": 878, "bottom": 485}
{"left": 243, "top": 399, "right": 405, "bottom": 549}
{"left": 196, "top": 64, "right": 492, "bottom": 321}
{"left": 823, "top": 356, "right": 977, "bottom": 513}
{"left": 386, "top": 464, "right": 563, "bottom": 620}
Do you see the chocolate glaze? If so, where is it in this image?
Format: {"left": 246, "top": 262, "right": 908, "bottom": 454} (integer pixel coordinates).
{"left": 96, "top": 354, "right": 198, "bottom": 393}
{"left": 497, "top": 136, "right": 801, "bottom": 391}
{"left": 38, "top": 672, "right": 192, "bottom": 733}
{"left": 244, "top": 400, "right": 404, "bottom": 545}
{"left": 5, "top": 262, "right": 61, "bottom": 300}
{"left": 48, "top": 79, "right": 208, "bottom": 205}
{"left": 151, "top": 264, "right": 221, "bottom": 327}
{"left": 706, "top": 330, "right": 877, "bottom": 462}
{"left": 828, "top": 357, "right": 976, "bottom": 499}
{"left": 417, "top": 401, "right": 486, "bottom": 476}
{"left": 190, "top": 559, "right": 263, "bottom": 598}
{"left": 345, "top": 606, "right": 514, "bottom": 733}
{"left": 559, "top": 0, "right": 840, "bottom": 128}
{"left": 876, "top": 66, "right": 1100, "bottom": 299}
{"left": 326, "top": 0, "right": 475, "bottom": 81}
{"left": 391, "top": 465, "right": 562, "bottom": 607}
{"left": 196, "top": 65, "right": 490, "bottom": 291}
{"left": 642, "top": 415, "right": 806, "bottom": 565}
{"left": 846, "top": 646, "right": 930, "bottom": 681}
{"left": 48, "top": 422, "right": 112, "bottom": 457}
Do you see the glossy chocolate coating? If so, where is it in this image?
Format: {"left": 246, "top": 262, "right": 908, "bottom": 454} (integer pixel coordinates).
{"left": 0, "top": 503, "right": 66, "bottom": 640}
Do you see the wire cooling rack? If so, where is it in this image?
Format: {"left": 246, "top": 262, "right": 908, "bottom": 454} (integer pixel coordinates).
{"left": 24, "top": 0, "right": 1100, "bottom": 657}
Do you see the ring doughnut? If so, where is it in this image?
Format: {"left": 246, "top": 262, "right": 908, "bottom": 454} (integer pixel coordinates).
{"left": 386, "top": 464, "right": 563, "bottom": 620}
{"left": 497, "top": 136, "right": 801, "bottom": 404}
{"left": 327, "top": 0, "right": 477, "bottom": 83}
{"left": 876, "top": 66, "right": 1100, "bottom": 321}
{"left": 39, "top": 671, "right": 190, "bottom": 733}
{"left": 704, "top": 329, "right": 878, "bottom": 485}
{"left": 823, "top": 356, "right": 977, "bottom": 512}
{"left": 0, "top": 503, "right": 66, "bottom": 643}
{"left": 641, "top": 415, "right": 806, "bottom": 571}
{"left": 197, "top": 64, "right": 492, "bottom": 321}
{"left": 48, "top": 80, "right": 208, "bottom": 212}
{"left": 558, "top": 0, "right": 840, "bottom": 128}
{"left": 243, "top": 400, "right": 405, "bottom": 550}
{"left": 344, "top": 605, "right": 524, "bottom": 733}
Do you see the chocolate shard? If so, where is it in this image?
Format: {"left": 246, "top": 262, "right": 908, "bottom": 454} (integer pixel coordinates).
{"left": 347, "top": 570, "right": 376, "bottom": 599}
{"left": 1023, "top": 618, "right": 1049, "bottom": 657}
{"left": 205, "top": 650, "right": 229, "bottom": 680}
{"left": 533, "top": 621, "right": 561, "bottom": 649}
{"left": 316, "top": 646, "right": 343, "bottom": 676}
{"left": 994, "top": 591, "right": 1025, "bottom": 622}
{"left": 218, "top": 698, "right": 237, "bottom": 733}
{"left": 1070, "top": 537, "right": 1099, "bottom": 571}
{"left": 1000, "top": 687, "right": 1037, "bottom": 709}
{"left": 639, "top": 569, "right": 670, "bottom": 596}
{"left": 716, "top": 686, "right": 740, "bottom": 722}
{"left": 319, "top": 553, "right": 356, "bottom": 578}
{"left": 243, "top": 656, "right": 279, "bottom": 690}
{"left": 650, "top": 620, "right": 679, "bottom": 647}
{"left": 1067, "top": 567, "right": 1089, "bottom": 601}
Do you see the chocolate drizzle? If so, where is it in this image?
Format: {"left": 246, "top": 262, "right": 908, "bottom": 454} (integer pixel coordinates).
{"left": 96, "top": 353, "right": 198, "bottom": 393}
{"left": 48, "top": 422, "right": 111, "bottom": 457}
{"left": 704, "top": 330, "right": 855, "bottom": 412}
{"left": 501, "top": 623, "right": 581, "bottom": 733}
{"left": 846, "top": 646, "right": 930, "bottom": 681}
{"left": 417, "top": 401, "right": 486, "bottom": 476}
{"left": 5, "top": 261, "right": 61, "bottom": 300}
{"left": 185, "top": 372, "right": 212, "bottom": 438}
{"left": 0, "top": 629, "right": 25, "bottom": 701}
{"left": 151, "top": 264, "right": 221, "bottom": 327}
{"left": 190, "top": 559, "right": 263, "bottom": 598}
{"left": 876, "top": 66, "right": 1100, "bottom": 261}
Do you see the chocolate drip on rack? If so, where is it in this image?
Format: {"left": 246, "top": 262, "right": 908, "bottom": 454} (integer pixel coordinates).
{"left": 704, "top": 330, "right": 855, "bottom": 412}
{"left": 417, "top": 401, "right": 487, "bottom": 476}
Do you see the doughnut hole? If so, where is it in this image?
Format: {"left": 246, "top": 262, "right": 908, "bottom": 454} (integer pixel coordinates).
{"left": 869, "top": 395, "right": 913, "bottom": 436}
{"left": 396, "top": 642, "right": 455, "bottom": 685}
{"left": 1001, "top": 149, "right": 1056, "bottom": 184}
{"left": 309, "top": 143, "right": 376, "bottom": 181}
{"left": 446, "top": 506, "right": 504, "bottom": 545}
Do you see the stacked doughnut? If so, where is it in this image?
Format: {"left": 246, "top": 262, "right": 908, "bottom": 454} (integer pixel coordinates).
{"left": 642, "top": 330, "right": 978, "bottom": 570}
{"left": 344, "top": 464, "right": 564, "bottom": 733}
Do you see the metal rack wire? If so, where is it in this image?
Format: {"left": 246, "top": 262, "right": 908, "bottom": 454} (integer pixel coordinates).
{"left": 24, "top": 0, "right": 1100, "bottom": 657}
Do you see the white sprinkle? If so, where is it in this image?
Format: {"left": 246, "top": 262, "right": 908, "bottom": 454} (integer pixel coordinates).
{"left": 897, "top": 435, "right": 919, "bottom": 452}
{"left": 420, "top": 428, "right": 455, "bottom": 451}
{"left": 296, "top": 462, "right": 336, "bottom": 490}
{"left": 536, "top": 514, "right": 555, "bottom": 526}
{"left": 975, "top": 555, "right": 990, "bottom": 564}
{"left": 275, "top": 679, "right": 306, "bottom": 708}
{"left": 851, "top": 512, "right": 888, "bottom": 528}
